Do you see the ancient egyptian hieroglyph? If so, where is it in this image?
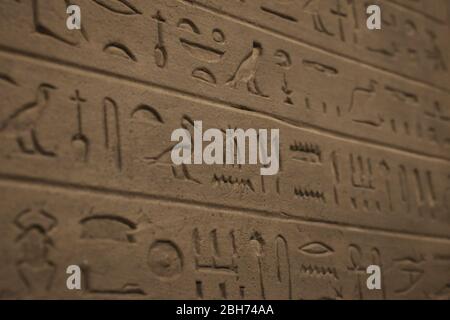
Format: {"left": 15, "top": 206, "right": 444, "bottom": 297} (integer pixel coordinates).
{"left": 0, "top": 0, "right": 449, "bottom": 299}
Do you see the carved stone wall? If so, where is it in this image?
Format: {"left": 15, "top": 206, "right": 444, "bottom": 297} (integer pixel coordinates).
{"left": 0, "top": 0, "right": 449, "bottom": 299}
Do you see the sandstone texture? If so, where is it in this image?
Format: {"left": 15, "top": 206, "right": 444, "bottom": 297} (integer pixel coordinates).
{"left": 0, "top": 0, "right": 449, "bottom": 299}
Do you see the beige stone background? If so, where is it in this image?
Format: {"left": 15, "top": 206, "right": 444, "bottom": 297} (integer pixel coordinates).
{"left": 0, "top": 0, "right": 450, "bottom": 299}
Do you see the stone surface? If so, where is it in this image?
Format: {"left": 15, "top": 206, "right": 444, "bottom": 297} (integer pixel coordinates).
{"left": 0, "top": 0, "right": 449, "bottom": 299}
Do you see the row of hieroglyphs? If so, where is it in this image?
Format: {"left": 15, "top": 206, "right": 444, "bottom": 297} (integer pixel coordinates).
{"left": 1, "top": 55, "right": 450, "bottom": 236}
{"left": 0, "top": 0, "right": 449, "bottom": 159}
{"left": 190, "top": 0, "right": 450, "bottom": 85}
{"left": 2, "top": 0, "right": 448, "bottom": 86}
{"left": 0, "top": 185, "right": 449, "bottom": 299}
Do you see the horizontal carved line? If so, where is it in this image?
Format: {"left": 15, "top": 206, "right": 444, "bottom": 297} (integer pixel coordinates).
{"left": 0, "top": 172, "right": 449, "bottom": 243}
{"left": 0, "top": 46, "right": 448, "bottom": 164}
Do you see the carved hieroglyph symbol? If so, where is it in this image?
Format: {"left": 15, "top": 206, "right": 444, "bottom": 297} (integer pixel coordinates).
{"left": 14, "top": 208, "right": 57, "bottom": 294}
{"left": 0, "top": 83, "right": 57, "bottom": 157}
{"left": 147, "top": 240, "right": 183, "bottom": 280}
{"left": 70, "top": 90, "right": 89, "bottom": 162}
{"left": 227, "top": 42, "right": 268, "bottom": 97}
{"left": 178, "top": 18, "right": 226, "bottom": 85}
